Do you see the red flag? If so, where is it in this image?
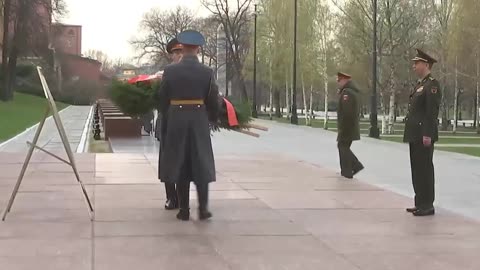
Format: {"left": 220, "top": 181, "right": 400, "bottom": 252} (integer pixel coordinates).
{"left": 223, "top": 98, "right": 239, "bottom": 127}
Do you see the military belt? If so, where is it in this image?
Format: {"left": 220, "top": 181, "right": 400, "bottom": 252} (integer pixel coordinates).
{"left": 170, "top": 99, "right": 204, "bottom": 105}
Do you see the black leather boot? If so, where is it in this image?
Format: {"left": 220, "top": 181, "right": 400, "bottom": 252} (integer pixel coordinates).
{"left": 199, "top": 208, "right": 212, "bottom": 220}
{"left": 176, "top": 209, "right": 190, "bottom": 221}
{"left": 165, "top": 199, "right": 178, "bottom": 210}
{"left": 413, "top": 207, "right": 435, "bottom": 216}
{"left": 406, "top": 207, "right": 417, "bottom": 213}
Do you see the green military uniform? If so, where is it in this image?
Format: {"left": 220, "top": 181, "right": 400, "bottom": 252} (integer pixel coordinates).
{"left": 403, "top": 49, "right": 442, "bottom": 216}
{"left": 336, "top": 74, "right": 363, "bottom": 179}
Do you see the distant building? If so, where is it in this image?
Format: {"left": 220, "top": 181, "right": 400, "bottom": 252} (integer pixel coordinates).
{"left": 115, "top": 64, "right": 139, "bottom": 81}
{"left": 51, "top": 24, "right": 82, "bottom": 56}
{"left": 51, "top": 23, "right": 107, "bottom": 85}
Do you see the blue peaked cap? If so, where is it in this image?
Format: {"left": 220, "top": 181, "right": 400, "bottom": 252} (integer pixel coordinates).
{"left": 177, "top": 30, "right": 205, "bottom": 46}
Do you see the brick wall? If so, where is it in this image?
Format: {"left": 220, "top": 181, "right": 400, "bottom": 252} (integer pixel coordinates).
{"left": 60, "top": 54, "right": 101, "bottom": 82}
{"left": 52, "top": 24, "right": 82, "bottom": 56}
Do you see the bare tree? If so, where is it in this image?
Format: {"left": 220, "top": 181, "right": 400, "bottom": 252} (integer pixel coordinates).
{"left": 83, "top": 49, "right": 114, "bottom": 72}
{"left": 201, "top": 0, "right": 253, "bottom": 101}
{"left": 1, "top": 0, "right": 67, "bottom": 101}
{"left": 130, "top": 6, "right": 195, "bottom": 64}
{"left": 195, "top": 16, "right": 219, "bottom": 68}
{"left": 430, "top": 0, "right": 456, "bottom": 130}
{"left": 315, "top": 0, "right": 334, "bottom": 129}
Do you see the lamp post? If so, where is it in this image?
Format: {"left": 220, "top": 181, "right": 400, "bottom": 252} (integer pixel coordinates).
{"left": 252, "top": 3, "right": 258, "bottom": 118}
{"left": 226, "top": 40, "right": 229, "bottom": 96}
{"left": 369, "top": 0, "right": 380, "bottom": 138}
{"left": 291, "top": 0, "right": 298, "bottom": 124}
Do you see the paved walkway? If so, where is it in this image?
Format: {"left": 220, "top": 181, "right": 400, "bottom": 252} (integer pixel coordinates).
{"left": 111, "top": 120, "right": 480, "bottom": 221}
{"left": 2, "top": 118, "right": 480, "bottom": 269}
{"left": 0, "top": 106, "right": 92, "bottom": 153}
{"left": 1, "top": 150, "right": 479, "bottom": 269}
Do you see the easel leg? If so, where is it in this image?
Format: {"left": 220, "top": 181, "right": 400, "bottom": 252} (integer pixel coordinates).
{"left": 2, "top": 107, "right": 50, "bottom": 221}
{"left": 51, "top": 106, "right": 95, "bottom": 220}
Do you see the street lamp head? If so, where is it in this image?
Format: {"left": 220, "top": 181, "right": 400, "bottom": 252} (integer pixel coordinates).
{"left": 253, "top": 3, "right": 258, "bottom": 16}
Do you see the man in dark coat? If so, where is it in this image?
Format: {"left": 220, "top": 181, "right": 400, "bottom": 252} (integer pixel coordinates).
{"left": 404, "top": 49, "right": 441, "bottom": 216}
{"left": 336, "top": 72, "right": 363, "bottom": 179}
{"left": 156, "top": 38, "right": 184, "bottom": 210}
{"left": 156, "top": 30, "right": 219, "bottom": 221}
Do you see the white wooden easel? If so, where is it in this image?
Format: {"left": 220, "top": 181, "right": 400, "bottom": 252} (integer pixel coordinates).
{"left": 2, "top": 67, "right": 94, "bottom": 221}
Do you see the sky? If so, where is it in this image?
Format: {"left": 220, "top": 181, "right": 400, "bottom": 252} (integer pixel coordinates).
{"left": 62, "top": 0, "right": 211, "bottom": 62}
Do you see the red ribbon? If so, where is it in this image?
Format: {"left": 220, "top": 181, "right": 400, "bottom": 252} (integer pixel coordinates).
{"left": 223, "top": 98, "right": 239, "bottom": 127}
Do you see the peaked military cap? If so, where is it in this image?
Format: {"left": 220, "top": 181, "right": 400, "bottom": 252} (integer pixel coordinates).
{"left": 166, "top": 38, "right": 183, "bottom": 54}
{"left": 177, "top": 30, "right": 205, "bottom": 47}
{"left": 337, "top": 72, "right": 352, "bottom": 79}
{"left": 412, "top": 48, "right": 437, "bottom": 64}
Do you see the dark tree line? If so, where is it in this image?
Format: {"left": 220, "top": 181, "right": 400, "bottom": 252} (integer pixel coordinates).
{"left": 0, "top": 0, "right": 67, "bottom": 101}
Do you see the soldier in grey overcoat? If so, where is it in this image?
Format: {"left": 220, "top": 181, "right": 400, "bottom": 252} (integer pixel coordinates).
{"left": 156, "top": 30, "right": 219, "bottom": 221}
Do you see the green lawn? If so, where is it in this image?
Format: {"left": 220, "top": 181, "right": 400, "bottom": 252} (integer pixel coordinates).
{"left": 0, "top": 92, "right": 68, "bottom": 142}
{"left": 383, "top": 136, "right": 480, "bottom": 144}
{"left": 259, "top": 115, "right": 480, "bottom": 157}
{"left": 260, "top": 115, "right": 479, "bottom": 133}
{"left": 436, "top": 147, "right": 480, "bottom": 157}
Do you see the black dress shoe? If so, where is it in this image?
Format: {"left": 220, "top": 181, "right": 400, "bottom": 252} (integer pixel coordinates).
{"left": 413, "top": 208, "right": 435, "bottom": 216}
{"left": 164, "top": 199, "right": 178, "bottom": 210}
{"left": 176, "top": 209, "right": 190, "bottom": 221}
{"left": 406, "top": 207, "right": 417, "bottom": 213}
{"left": 199, "top": 209, "right": 212, "bottom": 220}
{"left": 353, "top": 165, "right": 364, "bottom": 176}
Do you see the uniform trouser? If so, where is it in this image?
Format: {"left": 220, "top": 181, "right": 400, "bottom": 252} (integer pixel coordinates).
{"left": 165, "top": 183, "right": 177, "bottom": 202}
{"left": 337, "top": 140, "right": 363, "bottom": 178}
{"left": 177, "top": 181, "right": 209, "bottom": 211}
{"left": 409, "top": 142, "right": 435, "bottom": 209}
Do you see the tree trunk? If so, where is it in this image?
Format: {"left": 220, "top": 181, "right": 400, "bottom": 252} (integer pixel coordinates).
{"left": 387, "top": 61, "right": 396, "bottom": 134}
{"left": 387, "top": 93, "right": 395, "bottom": 134}
{"left": 322, "top": 63, "right": 328, "bottom": 129}
{"left": 453, "top": 56, "right": 458, "bottom": 134}
{"left": 5, "top": 19, "right": 22, "bottom": 101}
{"left": 285, "top": 66, "right": 290, "bottom": 119}
{"left": 440, "top": 52, "right": 449, "bottom": 130}
{"left": 6, "top": 46, "right": 19, "bottom": 100}
{"left": 269, "top": 87, "right": 273, "bottom": 120}
{"left": 269, "top": 62, "right": 274, "bottom": 120}
{"left": 309, "top": 85, "right": 314, "bottom": 122}
{"left": 1, "top": 0, "right": 12, "bottom": 101}
{"left": 477, "top": 53, "right": 479, "bottom": 134}
{"left": 379, "top": 92, "right": 387, "bottom": 134}
{"left": 274, "top": 89, "right": 281, "bottom": 118}
{"left": 1, "top": 0, "right": 11, "bottom": 101}
{"left": 302, "top": 72, "right": 309, "bottom": 125}
{"left": 223, "top": 26, "right": 248, "bottom": 101}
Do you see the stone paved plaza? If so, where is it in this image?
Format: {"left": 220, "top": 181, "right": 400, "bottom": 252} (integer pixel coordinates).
{"left": 0, "top": 151, "right": 479, "bottom": 269}
{"left": 1, "top": 107, "right": 480, "bottom": 269}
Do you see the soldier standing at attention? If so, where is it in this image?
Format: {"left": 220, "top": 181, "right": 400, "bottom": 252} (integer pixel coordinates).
{"left": 336, "top": 72, "right": 364, "bottom": 179}
{"left": 404, "top": 49, "right": 441, "bottom": 217}
{"left": 156, "top": 30, "right": 219, "bottom": 221}
{"left": 156, "top": 37, "right": 184, "bottom": 210}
